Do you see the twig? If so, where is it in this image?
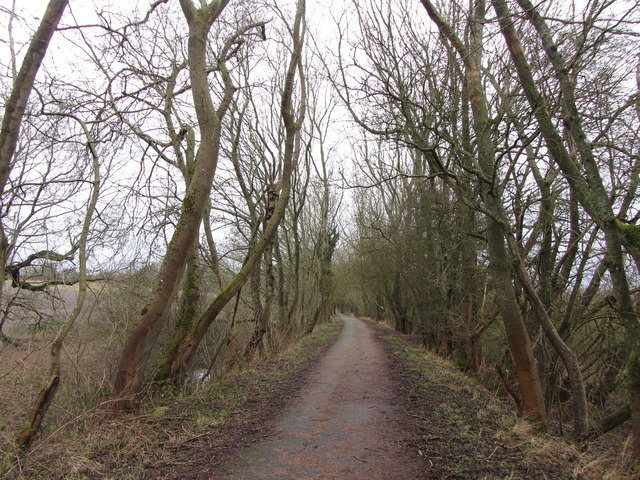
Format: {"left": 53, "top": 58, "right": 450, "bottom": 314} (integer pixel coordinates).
{"left": 254, "top": 430, "right": 282, "bottom": 441}
{"left": 488, "top": 445, "right": 499, "bottom": 459}
{"left": 180, "top": 432, "right": 211, "bottom": 444}
{"left": 495, "top": 365, "right": 522, "bottom": 411}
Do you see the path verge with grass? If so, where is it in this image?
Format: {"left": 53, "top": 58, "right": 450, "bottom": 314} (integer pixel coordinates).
{"left": 375, "top": 324, "right": 577, "bottom": 479}
{"left": 4, "top": 319, "right": 341, "bottom": 479}
{"left": 7, "top": 316, "right": 584, "bottom": 479}
{"left": 212, "top": 315, "right": 577, "bottom": 480}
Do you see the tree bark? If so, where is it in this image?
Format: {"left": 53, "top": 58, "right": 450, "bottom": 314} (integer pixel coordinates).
{"left": 589, "top": 404, "right": 631, "bottom": 439}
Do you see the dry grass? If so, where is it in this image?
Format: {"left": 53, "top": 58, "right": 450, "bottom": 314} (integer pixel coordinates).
{"left": 374, "top": 323, "right": 636, "bottom": 480}
{"left": 2, "top": 301, "right": 635, "bottom": 479}
{"left": 0, "top": 310, "right": 340, "bottom": 479}
{"left": 0, "top": 278, "right": 143, "bottom": 476}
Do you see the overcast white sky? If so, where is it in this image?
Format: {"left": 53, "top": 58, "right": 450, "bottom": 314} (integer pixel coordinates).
{"left": 0, "top": 1, "right": 149, "bottom": 83}
{"left": 0, "top": 0, "right": 355, "bottom": 269}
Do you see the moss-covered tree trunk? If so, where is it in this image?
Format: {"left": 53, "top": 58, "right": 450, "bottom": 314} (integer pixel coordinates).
{"left": 154, "top": 0, "right": 307, "bottom": 380}
{"left": 111, "top": 0, "right": 232, "bottom": 410}
{"left": 152, "top": 244, "right": 202, "bottom": 383}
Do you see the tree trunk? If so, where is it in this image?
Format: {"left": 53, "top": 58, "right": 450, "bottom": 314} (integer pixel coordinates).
{"left": 17, "top": 118, "right": 99, "bottom": 450}
{"left": 492, "top": 0, "right": 640, "bottom": 449}
{"left": 111, "top": 0, "right": 232, "bottom": 410}
{"left": 152, "top": 244, "right": 201, "bottom": 383}
{"left": 305, "top": 308, "right": 321, "bottom": 335}
{"left": 154, "top": 0, "right": 306, "bottom": 380}
{"left": 286, "top": 220, "right": 302, "bottom": 334}
{"left": 589, "top": 404, "right": 631, "bottom": 439}
{"left": 0, "top": 0, "right": 68, "bottom": 194}
{"left": 486, "top": 218, "right": 547, "bottom": 423}
{"left": 460, "top": 208, "right": 480, "bottom": 372}
{"left": 245, "top": 187, "right": 279, "bottom": 361}
{"left": 507, "top": 233, "right": 589, "bottom": 437}
{"left": 420, "top": 0, "right": 547, "bottom": 424}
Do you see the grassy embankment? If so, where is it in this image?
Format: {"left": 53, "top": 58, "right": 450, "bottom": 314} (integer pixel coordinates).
{"left": 1, "top": 318, "right": 341, "bottom": 479}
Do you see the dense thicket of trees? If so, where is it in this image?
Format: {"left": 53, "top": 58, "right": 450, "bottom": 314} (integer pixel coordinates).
{"left": 330, "top": 0, "right": 639, "bottom": 464}
{"left": 1, "top": 0, "right": 639, "bottom": 473}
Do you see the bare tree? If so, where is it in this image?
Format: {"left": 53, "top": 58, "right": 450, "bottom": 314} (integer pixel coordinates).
{"left": 0, "top": 0, "right": 69, "bottom": 343}
{"left": 16, "top": 115, "right": 100, "bottom": 451}
{"left": 491, "top": 0, "right": 639, "bottom": 445}
{"left": 112, "top": 0, "right": 233, "bottom": 410}
{"left": 156, "top": 0, "right": 307, "bottom": 376}
{"left": 0, "top": 0, "right": 68, "bottom": 193}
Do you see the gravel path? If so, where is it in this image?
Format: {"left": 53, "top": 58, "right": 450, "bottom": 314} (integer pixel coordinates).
{"left": 217, "top": 314, "right": 421, "bottom": 479}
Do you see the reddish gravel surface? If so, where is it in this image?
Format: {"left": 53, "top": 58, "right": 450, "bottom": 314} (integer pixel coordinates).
{"left": 217, "top": 314, "right": 422, "bottom": 479}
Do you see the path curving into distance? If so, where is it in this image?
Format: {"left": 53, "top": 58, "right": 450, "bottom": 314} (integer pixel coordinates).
{"left": 217, "top": 314, "right": 422, "bottom": 479}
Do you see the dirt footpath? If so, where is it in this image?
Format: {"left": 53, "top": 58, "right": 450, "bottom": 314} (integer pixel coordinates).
{"left": 217, "top": 314, "right": 422, "bottom": 479}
